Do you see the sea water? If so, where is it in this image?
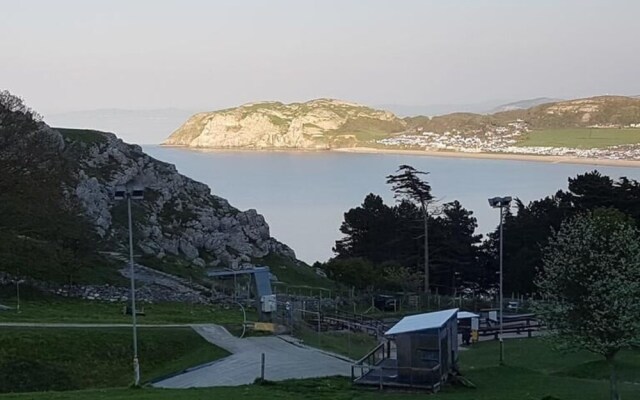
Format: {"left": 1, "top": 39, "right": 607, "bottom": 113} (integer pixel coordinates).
{"left": 143, "top": 146, "right": 640, "bottom": 264}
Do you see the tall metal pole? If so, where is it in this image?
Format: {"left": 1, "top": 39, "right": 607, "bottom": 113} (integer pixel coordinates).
{"left": 499, "top": 204, "right": 504, "bottom": 365}
{"left": 128, "top": 195, "right": 140, "bottom": 386}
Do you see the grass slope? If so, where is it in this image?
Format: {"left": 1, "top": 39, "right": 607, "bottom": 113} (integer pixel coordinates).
{"left": 56, "top": 128, "right": 109, "bottom": 145}
{"left": 294, "top": 327, "right": 378, "bottom": 360}
{"left": 518, "top": 128, "right": 640, "bottom": 149}
{"left": 0, "top": 286, "right": 248, "bottom": 324}
{"left": 256, "top": 254, "right": 333, "bottom": 290}
{"left": 0, "top": 327, "right": 228, "bottom": 393}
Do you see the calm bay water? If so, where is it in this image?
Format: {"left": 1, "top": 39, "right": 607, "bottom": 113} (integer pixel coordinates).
{"left": 143, "top": 146, "right": 640, "bottom": 264}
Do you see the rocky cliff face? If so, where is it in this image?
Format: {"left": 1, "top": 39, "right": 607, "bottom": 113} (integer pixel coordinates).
{"left": 163, "top": 98, "right": 406, "bottom": 149}
{"left": 73, "top": 130, "right": 295, "bottom": 269}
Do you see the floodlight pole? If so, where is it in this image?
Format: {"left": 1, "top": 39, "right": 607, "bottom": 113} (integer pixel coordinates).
{"left": 127, "top": 194, "right": 140, "bottom": 386}
{"left": 489, "top": 196, "right": 511, "bottom": 366}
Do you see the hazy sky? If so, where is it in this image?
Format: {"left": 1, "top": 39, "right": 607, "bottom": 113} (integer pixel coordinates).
{"left": 2, "top": 0, "right": 639, "bottom": 114}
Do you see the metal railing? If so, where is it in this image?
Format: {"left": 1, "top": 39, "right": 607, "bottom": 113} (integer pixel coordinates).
{"left": 351, "top": 363, "right": 443, "bottom": 391}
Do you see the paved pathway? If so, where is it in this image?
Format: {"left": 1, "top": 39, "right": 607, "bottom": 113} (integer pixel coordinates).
{"left": 153, "top": 325, "right": 353, "bottom": 388}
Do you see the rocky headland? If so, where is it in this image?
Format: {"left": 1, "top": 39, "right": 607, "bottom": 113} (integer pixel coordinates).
{"left": 163, "top": 98, "right": 406, "bottom": 149}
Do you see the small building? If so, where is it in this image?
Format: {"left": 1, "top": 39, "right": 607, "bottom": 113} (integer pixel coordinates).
{"left": 352, "top": 308, "right": 459, "bottom": 391}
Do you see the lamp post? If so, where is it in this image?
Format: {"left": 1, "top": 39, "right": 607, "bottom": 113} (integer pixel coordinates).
{"left": 114, "top": 183, "right": 144, "bottom": 386}
{"left": 488, "top": 196, "right": 512, "bottom": 365}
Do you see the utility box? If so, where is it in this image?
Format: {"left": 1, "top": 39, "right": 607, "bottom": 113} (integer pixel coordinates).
{"left": 488, "top": 310, "right": 498, "bottom": 323}
{"left": 261, "top": 294, "right": 277, "bottom": 313}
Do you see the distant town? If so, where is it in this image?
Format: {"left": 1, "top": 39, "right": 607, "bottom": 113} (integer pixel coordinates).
{"left": 377, "top": 121, "right": 640, "bottom": 160}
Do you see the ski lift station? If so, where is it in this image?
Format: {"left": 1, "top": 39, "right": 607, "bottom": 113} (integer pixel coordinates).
{"left": 206, "top": 266, "right": 277, "bottom": 319}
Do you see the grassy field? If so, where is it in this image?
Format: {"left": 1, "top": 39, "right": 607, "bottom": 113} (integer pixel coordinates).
{"left": 517, "top": 128, "right": 640, "bottom": 149}
{"left": 0, "top": 327, "right": 228, "bottom": 393}
{"left": 0, "top": 292, "right": 249, "bottom": 325}
{"left": 0, "top": 338, "right": 639, "bottom": 399}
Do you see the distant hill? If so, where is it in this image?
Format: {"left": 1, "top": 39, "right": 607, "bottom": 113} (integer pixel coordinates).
{"left": 405, "top": 95, "right": 640, "bottom": 134}
{"left": 45, "top": 108, "right": 198, "bottom": 145}
{"left": 164, "top": 99, "right": 407, "bottom": 149}
{"left": 489, "top": 97, "right": 563, "bottom": 113}
{"left": 378, "top": 99, "right": 511, "bottom": 117}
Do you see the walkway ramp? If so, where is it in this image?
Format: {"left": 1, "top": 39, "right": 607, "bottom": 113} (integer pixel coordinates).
{"left": 153, "top": 324, "right": 352, "bottom": 388}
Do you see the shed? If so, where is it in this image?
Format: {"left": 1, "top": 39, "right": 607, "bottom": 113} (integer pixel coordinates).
{"left": 352, "top": 308, "right": 459, "bottom": 391}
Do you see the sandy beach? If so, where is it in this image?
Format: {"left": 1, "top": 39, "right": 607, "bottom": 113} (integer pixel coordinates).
{"left": 162, "top": 144, "right": 640, "bottom": 168}
{"left": 333, "top": 147, "right": 640, "bottom": 168}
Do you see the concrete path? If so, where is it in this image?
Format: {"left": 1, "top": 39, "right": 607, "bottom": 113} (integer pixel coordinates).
{"left": 153, "top": 325, "right": 353, "bottom": 388}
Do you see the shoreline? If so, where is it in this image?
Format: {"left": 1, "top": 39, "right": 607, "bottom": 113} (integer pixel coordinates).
{"left": 334, "top": 147, "right": 640, "bottom": 167}
{"left": 158, "top": 144, "right": 640, "bottom": 168}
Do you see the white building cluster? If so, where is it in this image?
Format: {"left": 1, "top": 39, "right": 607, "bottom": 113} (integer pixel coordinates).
{"left": 376, "top": 121, "right": 640, "bottom": 160}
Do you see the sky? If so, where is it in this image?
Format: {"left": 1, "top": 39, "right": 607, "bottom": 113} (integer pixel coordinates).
{"left": 1, "top": 0, "right": 640, "bottom": 115}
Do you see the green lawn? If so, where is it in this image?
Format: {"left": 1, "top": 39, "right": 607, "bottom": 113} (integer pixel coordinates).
{"left": 294, "top": 325, "right": 378, "bottom": 360}
{"left": 517, "top": 128, "right": 640, "bottom": 149}
{"left": 0, "top": 327, "right": 228, "bottom": 393}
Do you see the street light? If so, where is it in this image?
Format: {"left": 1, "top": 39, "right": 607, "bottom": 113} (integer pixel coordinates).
{"left": 488, "top": 196, "right": 512, "bottom": 365}
{"left": 114, "top": 183, "right": 144, "bottom": 386}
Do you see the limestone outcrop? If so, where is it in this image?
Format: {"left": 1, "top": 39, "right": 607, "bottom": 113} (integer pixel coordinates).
{"left": 70, "top": 130, "right": 296, "bottom": 268}
{"left": 163, "top": 98, "right": 406, "bottom": 149}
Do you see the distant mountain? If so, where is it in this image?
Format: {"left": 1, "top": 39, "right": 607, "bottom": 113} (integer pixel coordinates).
{"left": 490, "top": 97, "right": 564, "bottom": 113}
{"left": 164, "top": 99, "right": 406, "bottom": 149}
{"left": 44, "top": 108, "right": 198, "bottom": 145}
{"left": 378, "top": 100, "right": 511, "bottom": 117}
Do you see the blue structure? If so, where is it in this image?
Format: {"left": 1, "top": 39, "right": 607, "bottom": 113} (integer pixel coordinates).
{"left": 206, "top": 266, "right": 275, "bottom": 319}
{"left": 206, "top": 266, "right": 272, "bottom": 297}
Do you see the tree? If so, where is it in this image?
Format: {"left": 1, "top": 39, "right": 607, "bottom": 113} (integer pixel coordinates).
{"left": 487, "top": 171, "right": 640, "bottom": 296}
{"left": 333, "top": 194, "right": 396, "bottom": 263}
{"left": 322, "top": 258, "right": 378, "bottom": 290}
{"left": 535, "top": 209, "right": 640, "bottom": 400}
{"left": 430, "top": 201, "right": 482, "bottom": 294}
{"left": 0, "top": 90, "right": 42, "bottom": 121}
{"left": 386, "top": 165, "right": 434, "bottom": 293}
{"left": 382, "top": 264, "right": 422, "bottom": 294}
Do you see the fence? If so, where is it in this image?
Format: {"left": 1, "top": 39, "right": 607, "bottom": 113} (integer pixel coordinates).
{"left": 477, "top": 313, "right": 544, "bottom": 339}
